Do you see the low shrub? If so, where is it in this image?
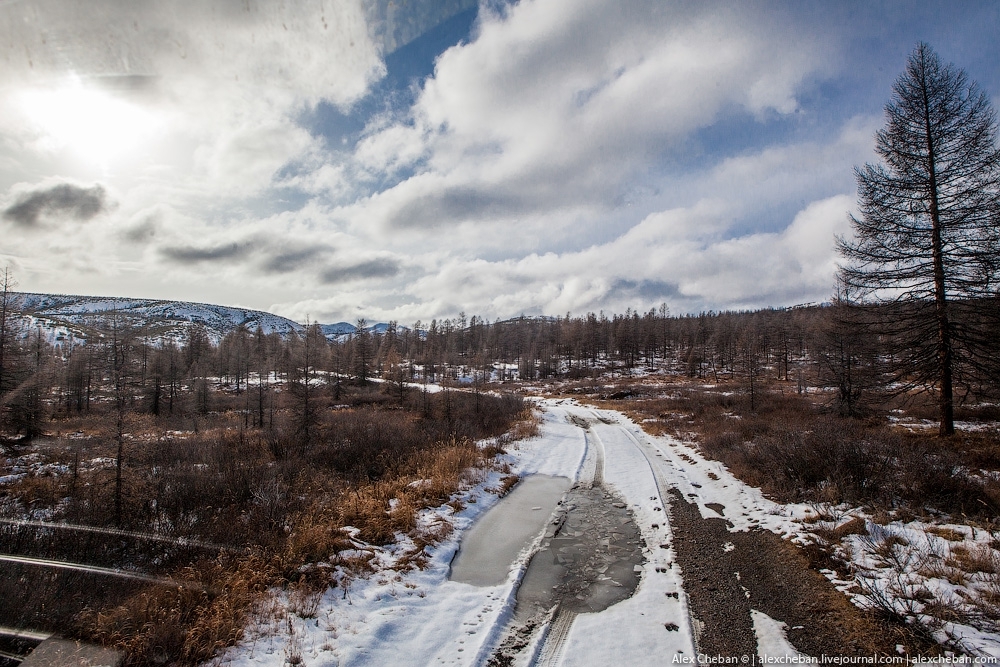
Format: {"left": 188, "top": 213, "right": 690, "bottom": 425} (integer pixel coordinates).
{"left": 607, "top": 380, "right": 1000, "bottom": 520}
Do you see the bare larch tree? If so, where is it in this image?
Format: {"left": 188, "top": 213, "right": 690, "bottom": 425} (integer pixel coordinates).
{"left": 838, "top": 43, "right": 1000, "bottom": 435}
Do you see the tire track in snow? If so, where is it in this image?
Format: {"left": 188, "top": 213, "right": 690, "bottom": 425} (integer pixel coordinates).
{"left": 533, "top": 607, "right": 576, "bottom": 667}
{"left": 583, "top": 428, "right": 605, "bottom": 488}
{"left": 593, "top": 414, "right": 703, "bottom": 655}
{"left": 527, "top": 412, "right": 603, "bottom": 663}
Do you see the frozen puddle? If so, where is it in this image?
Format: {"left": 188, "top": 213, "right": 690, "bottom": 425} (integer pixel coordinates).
{"left": 485, "top": 484, "right": 646, "bottom": 665}
{"left": 450, "top": 475, "right": 572, "bottom": 586}
{"left": 515, "top": 485, "right": 644, "bottom": 618}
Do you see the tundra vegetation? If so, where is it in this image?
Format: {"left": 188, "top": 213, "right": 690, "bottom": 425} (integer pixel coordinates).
{"left": 0, "top": 308, "right": 531, "bottom": 665}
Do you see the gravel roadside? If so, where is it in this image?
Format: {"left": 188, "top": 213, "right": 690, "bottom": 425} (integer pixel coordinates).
{"left": 666, "top": 488, "right": 942, "bottom": 660}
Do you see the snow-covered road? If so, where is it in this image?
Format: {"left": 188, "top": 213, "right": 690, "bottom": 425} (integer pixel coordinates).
{"left": 551, "top": 404, "right": 695, "bottom": 666}
{"left": 218, "top": 399, "right": 814, "bottom": 666}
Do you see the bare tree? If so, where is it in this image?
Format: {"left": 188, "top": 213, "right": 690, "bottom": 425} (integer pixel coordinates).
{"left": 290, "top": 323, "right": 326, "bottom": 446}
{"left": 383, "top": 345, "right": 406, "bottom": 406}
{"left": 0, "top": 268, "right": 16, "bottom": 401}
{"left": 736, "top": 319, "right": 764, "bottom": 412}
{"left": 838, "top": 43, "right": 1000, "bottom": 435}
{"left": 816, "top": 281, "right": 883, "bottom": 416}
{"left": 353, "top": 318, "right": 371, "bottom": 385}
{"left": 253, "top": 326, "right": 271, "bottom": 427}
{"left": 107, "top": 310, "right": 134, "bottom": 526}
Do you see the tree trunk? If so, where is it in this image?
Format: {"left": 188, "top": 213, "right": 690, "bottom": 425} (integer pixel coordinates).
{"left": 922, "top": 69, "right": 955, "bottom": 436}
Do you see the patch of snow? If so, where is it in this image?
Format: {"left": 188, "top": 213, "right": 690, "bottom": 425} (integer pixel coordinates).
{"left": 751, "top": 609, "right": 809, "bottom": 662}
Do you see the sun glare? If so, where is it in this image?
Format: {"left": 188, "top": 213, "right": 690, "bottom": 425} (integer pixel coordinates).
{"left": 20, "top": 77, "right": 162, "bottom": 168}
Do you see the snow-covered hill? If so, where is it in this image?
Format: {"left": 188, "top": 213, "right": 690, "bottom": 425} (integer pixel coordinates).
{"left": 10, "top": 292, "right": 304, "bottom": 345}
{"left": 319, "top": 322, "right": 357, "bottom": 337}
{"left": 8, "top": 292, "right": 402, "bottom": 346}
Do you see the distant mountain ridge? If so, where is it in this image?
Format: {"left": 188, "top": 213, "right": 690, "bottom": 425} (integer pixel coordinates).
{"left": 9, "top": 292, "right": 383, "bottom": 345}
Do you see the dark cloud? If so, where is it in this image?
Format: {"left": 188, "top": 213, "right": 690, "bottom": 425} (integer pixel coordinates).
{"left": 3, "top": 183, "right": 110, "bottom": 227}
{"left": 609, "top": 279, "right": 680, "bottom": 302}
{"left": 122, "top": 213, "right": 161, "bottom": 243}
{"left": 382, "top": 166, "right": 620, "bottom": 230}
{"left": 160, "top": 242, "right": 252, "bottom": 264}
{"left": 385, "top": 184, "right": 537, "bottom": 229}
{"left": 262, "top": 246, "right": 331, "bottom": 274}
{"left": 321, "top": 258, "right": 400, "bottom": 284}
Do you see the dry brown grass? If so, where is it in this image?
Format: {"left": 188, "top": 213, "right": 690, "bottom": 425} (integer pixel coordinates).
{"left": 497, "top": 474, "right": 520, "bottom": 497}
{"left": 287, "top": 573, "right": 329, "bottom": 619}
{"left": 510, "top": 409, "right": 541, "bottom": 440}
{"left": 4, "top": 473, "right": 63, "bottom": 507}
{"left": 2, "top": 384, "right": 529, "bottom": 665}
{"left": 282, "top": 510, "right": 355, "bottom": 568}
{"left": 917, "top": 557, "right": 969, "bottom": 587}
{"left": 80, "top": 554, "right": 278, "bottom": 666}
{"left": 836, "top": 517, "right": 868, "bottom": 538}
{"left": 925, "top": 526, "right": 968, "bottom": 541}
{"left": 872, "top": 534, "right": 910, "bottom": 562}
{"left": 946, "top": 544, "right": 1000, "bottom": 575}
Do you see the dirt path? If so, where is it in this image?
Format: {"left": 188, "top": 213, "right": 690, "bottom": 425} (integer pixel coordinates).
{"left": 667, "top": 488, "right": 883, "bottom": 657}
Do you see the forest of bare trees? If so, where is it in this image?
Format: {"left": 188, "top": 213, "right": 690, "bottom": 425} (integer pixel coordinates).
{"left": 2, "top": 290, "right": 998, "bottom": 445}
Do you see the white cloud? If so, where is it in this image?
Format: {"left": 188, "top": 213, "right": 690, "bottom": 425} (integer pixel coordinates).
{"left": 1, "top": 0, "right": 886, "bottom": 323}
{"left": 241, "top": 0, "right": 862, "bottom": 322}
{"left": 673, "top": 195, "right": 855, "bottom": 306}
{"left": 372, "top": 192, "right": 855, "bottom": 320}
{"left": 0, "top": 0, "right": 383, "bottom": 197}
{"left": 349, "top": 0, "right": 833, "bottom": 233}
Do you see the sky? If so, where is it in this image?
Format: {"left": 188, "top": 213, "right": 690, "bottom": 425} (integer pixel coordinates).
{"left": 1, "top": 0, "right": 998, "bottom": 325}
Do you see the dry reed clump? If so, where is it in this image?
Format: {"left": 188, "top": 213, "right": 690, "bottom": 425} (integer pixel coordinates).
{"left": 287, "top": 573, "right": 329, "bottom": 619}
{"left": 946, "top": 544, "right": 1000, "bottom": 575}
{"left": 970, "top": 579, "right": 1000, "bottom": 630}
{"left": 80, "top": 554, "right": 279, "bottom": 666}
{"left": 397, "top": 517, "right": 455, "bottom": 571}
{"left": 925, "top": 526, "right": 967, "bottom": 541}
{"left": 497, "top": 474, "right": 520, "bottom": 497}
{"left": 281, "top": 509, "right": 356, "bottom": 571}
{"left": 811, "top": 516, "right": 868, "bottom": 546}
{"left": 335, "top": 438, "right": 486, "bottom": 546}
{"left": 510, "top": 409, "right": 541, "bottom": 440}
{"left": 3, "top": 473, "right": 63, "bottom": 510}
{"left": 338, "top": 480, "right": 410, "bottom": 546}
{"left": 916, "top": 557, "right": 969, "bottom": 587}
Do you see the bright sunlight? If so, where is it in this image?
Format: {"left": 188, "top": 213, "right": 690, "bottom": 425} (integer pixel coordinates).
{"left": 19, "top": 76, "right": 162, "bottom": 169}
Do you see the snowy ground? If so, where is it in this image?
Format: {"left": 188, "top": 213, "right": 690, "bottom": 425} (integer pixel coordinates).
{"left": 213, "top": 398, "right": 1000, "bottom": 666}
